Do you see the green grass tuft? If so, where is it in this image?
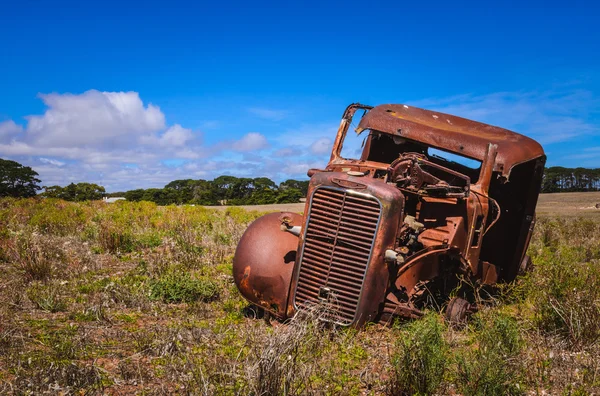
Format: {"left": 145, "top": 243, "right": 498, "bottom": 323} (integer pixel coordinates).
{"left": 388, "top": 312, "right": 449, "bottom": 395}
{"left": 149, "top": 270, "right": 219, "bottom": 303}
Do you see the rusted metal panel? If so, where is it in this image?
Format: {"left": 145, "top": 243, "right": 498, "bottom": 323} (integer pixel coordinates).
{"left": 287, "top": 171, "right": 404, "bottom": 327}
{"left": 294, "top": 186, "right": 381, "bottom": 325}
{"left": 232, "top": 212, "right": 302, "bottom": 318}
{"left": 355, "top": 104, "right": 544, "bottom": 177}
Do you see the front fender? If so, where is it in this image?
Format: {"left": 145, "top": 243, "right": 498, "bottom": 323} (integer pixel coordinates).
{"left": 233, "top": 212, "right": 302, "bottom": 319}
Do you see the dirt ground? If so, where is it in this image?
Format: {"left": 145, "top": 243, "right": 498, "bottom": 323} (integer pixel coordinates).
{"left": 208, "top": 192, "right": 600, "bottom": 217}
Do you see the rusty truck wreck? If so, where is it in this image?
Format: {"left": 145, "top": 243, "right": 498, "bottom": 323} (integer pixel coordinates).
{"left": 233, "top": 103, "right": 546, "bottom": 326}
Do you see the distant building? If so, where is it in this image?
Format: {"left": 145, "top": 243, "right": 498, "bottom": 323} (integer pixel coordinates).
{"left": 102, "top": 197, "right": 126, "bottom": 203}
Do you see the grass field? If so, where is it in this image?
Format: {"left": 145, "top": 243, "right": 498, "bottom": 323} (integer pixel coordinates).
{"left": 537, "top": 192, "right": 600, "bottom": 217}
{"left": 0, "top": 195, "right": 599, "bottom": 394}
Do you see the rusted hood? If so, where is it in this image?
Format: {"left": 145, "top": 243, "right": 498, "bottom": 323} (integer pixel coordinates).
{"left": 356, "top": 104, "right": 545, "bottom": 176}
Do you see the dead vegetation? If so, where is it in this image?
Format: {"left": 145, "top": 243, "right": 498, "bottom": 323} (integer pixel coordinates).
{"left": 0, "top": 197, "right": 598, "bottom": 394}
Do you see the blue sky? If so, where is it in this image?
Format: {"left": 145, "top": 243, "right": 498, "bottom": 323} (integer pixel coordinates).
{"left": 1, "top": 0, "right": 598, "bottom": 191}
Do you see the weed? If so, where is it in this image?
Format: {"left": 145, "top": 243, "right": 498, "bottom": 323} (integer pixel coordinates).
{"left": 388, "top": 312, "right": 449, "bottom": 395}
{"left": 246, "top": 303, "right": 335, "bottom": 395}
{"left": 27, "top": 199, "right": 89, "bottom": 235}
{"left": 70, "top": 302, "right": 110, "bottom": 322}
{"left": 118, "top": 358, "right": 151, "bottom": 383}
{"left": 525, "top": 235, "right": 600, "bottom": 348}
{"left": 13, "top": 361, "right": 104, "bottom": 393}
{"left": 27, "top": 281, "right": 68, "bottom": 312}
{"left": 104, "top": 276, "right": 151, "bottom": 310}
{"left": 9, "top": 233, "right": 65, "bottom": 281}
{"left": 455, "top": 310, "right": 524, "bottom": 396}
{"left": 33, "top": 325, "right": 83, "bottom": 362}
{"left": 131, "top": 328, "right": 158, "bottom": 355}
{"left": 149, "top": 270, "right": 219, "bottom": 303}
{"left": 130, "top": 327, "right": 187, "bottom": 357}
{"left": 98, "top": 220, "right": 136, "bottom": 253}
{"left": 224, "top": 207, "right": 265, "bottom": 224}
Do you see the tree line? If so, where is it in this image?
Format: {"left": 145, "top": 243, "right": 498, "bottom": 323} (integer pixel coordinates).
{"left": 1, "top": 158, "right": 599, "bottom": 202}
{"left": 122, "top": 177, "right": 309, "bottom": 206}
{"left": 541, "top": 167, "right": 600, "bottom": 193}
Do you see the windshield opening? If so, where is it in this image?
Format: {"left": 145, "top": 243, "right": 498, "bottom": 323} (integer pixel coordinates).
{"left": 340, "top": 129, "right": 482, "bottom": 183}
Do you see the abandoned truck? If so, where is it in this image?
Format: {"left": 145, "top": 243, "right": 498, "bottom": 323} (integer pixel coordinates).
{"left": 233, "top": 103, "right": 546, "bottom": 326}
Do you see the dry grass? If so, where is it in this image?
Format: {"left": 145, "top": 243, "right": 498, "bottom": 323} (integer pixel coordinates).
{"left": 0, "top": 197, "right": 598, "bottom": 394}
{"left": 537, "top": 191, "right": 600, "bottom": 217}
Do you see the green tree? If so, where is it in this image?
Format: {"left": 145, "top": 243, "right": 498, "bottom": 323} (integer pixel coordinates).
{"left": 42, "top": 182, "right": 105, "bottom": 201}
{"left": 0, "top": 158, "right": 42, "bottom": 197}
{"left": 42, "top": 185, "right": 65, "bottom": 199}
{"left": 212, "top": 175, "right": 241, "bottom": 204}
{"left": 246, "top": 177, "right": 279, "bottom": 204}
{"left": 106, "top": 191, "right": 126, "bottom": 198}
{"left": 141, "top": 188, "right": 179, "bottom": 206}
{"left": 276, "top": 188, "right": 303, "bottom": 203}
{"left": 72, "top": 182, "right": 105, "bottom": 201}
{"left": 124, "top": 189, "right": 146, "bottom": 202}
{"left": 541, "top": 167, "right": 600, "bottom": 193}
{"left": 280, "top": 179, "right": 309, "bottom": 196}
{"left": 191, "top": 180, "right": 218, "bottom": 205}
{"left": 165, "top": 179, "right": 196, "bottom": 204}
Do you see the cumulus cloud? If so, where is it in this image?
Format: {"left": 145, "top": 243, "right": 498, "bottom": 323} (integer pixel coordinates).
{"left": 310, "top": 137, "right": 332, "bottom": 155}
{"left": 0, "top": 90, "right": 212, "bottom": 191}
{"left": 140, "top": 124, "right": 195, "bottom": 148}
{"left": 0, "top": 120, "right": 23, "bottom": 138}
{"left": 26, "top": 90, "right": 165, "bottom": 147}
{"left": 160, "top": 125, "right": 193, "bottom": 147}
{"left": 231, "top": 132, "right": 269, "bottom": 151}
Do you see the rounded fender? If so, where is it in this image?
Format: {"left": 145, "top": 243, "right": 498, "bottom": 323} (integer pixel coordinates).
{"left": 233, "top": 212, "right": 302, "bottom": 319}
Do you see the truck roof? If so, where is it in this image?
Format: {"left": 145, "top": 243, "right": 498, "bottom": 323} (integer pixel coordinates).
{"left": 356, "top": 104, "right": 545, "bottom": 176}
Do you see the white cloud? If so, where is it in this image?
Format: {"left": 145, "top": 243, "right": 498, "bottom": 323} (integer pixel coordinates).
{"left": 247, "top": 107, "right": 288, "bottom": 121}
{"left": 273, "top": 147, "right": 297, "bottom": 157}
{"left": 231, "top": 132, "right": 269, "bottom": 151}
{"left": 310, "top": 137, "right": 332, "bottom": 155}
{"left": 0, "top": 90, "right": 211, "bottom": 191}
{"left": 275, "top": 123, "right": 338, "bottom": 147}
{"left": 0, "top": 120, "right": 23, "bottom": 138}
{"left": 282, "top": 161, "right": 323, "bottom": 176}
{"left": 39, "top": 157, "right": 65, "bottom": 167}
{"left": 25, "top": 90, "right": 165, "bottom": 147}
{"left": 411, "top": 89, "right": 599, "bottom": 144}
{"left": 140, "top": 124, "right": 195, "bottom": 148}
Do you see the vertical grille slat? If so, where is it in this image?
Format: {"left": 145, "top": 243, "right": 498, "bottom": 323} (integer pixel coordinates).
{"left": 294, "top": 186, "right": 381, "bottom": 325}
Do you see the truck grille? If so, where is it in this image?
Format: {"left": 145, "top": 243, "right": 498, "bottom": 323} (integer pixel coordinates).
{"left": 295, "top": 186, "right": 381, "bottom": 325}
